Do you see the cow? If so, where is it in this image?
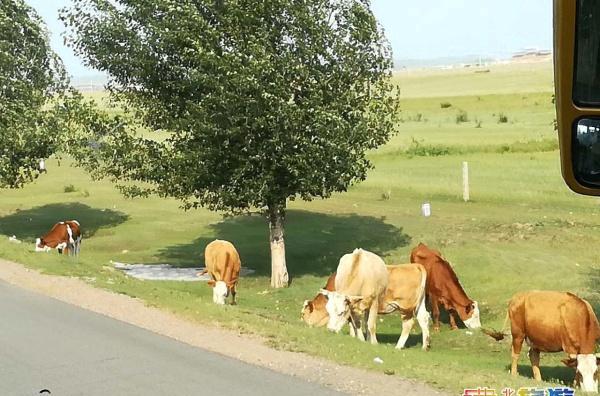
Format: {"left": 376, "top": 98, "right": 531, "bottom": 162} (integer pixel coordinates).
{"left": 198, "top": 239, "right": 241, "bottom": 305}
{"left": 380, "top": 264, "right": 430, "bottom": 350}
{"left": 410, "top": 243, "right": 481, "bottom": 331}
{"left": 320, "top": 248, "right": 388, "bottom": 344}
{"left": 35, "top": 220, "right": 82, "bottom": 256}
{"left": 303, "top": 266, "right": 430, "bottom": 350}
{"left": 484, "top": 291, "right": 600, "bottom": 393}
{"left": 301, "top": 272, "right": 336, "bottom": 327}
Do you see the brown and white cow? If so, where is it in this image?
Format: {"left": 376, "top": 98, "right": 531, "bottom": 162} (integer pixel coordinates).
{"left": 380, "top": 264, "right": 430, "bottom": 350}
{"left": 304, "top": 266, "right": 430, "bottom": 350}
{"left": 410, "top": 243, "right": 480, "bottom": 331}
{"left": 320, "top": 248, "right": 388, "bottom": 344}
{"left": 302, "top": 272, "right": 336, "bottom": 327}
{"left": 486, "top": 291, "right": 600, "bottom": 393}
{"left": 35, "top": 220, "right": 82, "bottom": 256}
{"left": 199, "top": 239, "right": 241, "bottom": 305}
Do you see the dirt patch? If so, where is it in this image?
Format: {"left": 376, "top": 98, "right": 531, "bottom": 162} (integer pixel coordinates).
{"left": 0, "top": 258, "right": 447, "bottom": 396}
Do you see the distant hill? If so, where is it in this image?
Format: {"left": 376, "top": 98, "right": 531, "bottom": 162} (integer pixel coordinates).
{"left": 393, "top": 55, "right": 498, "bottom": 70}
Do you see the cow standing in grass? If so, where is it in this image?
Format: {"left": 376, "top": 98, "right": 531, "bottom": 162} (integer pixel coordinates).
{"left": 320, "top": 248, "right": 388, "bottom": 344}
{"left": 485, "top": 291, "right": 600, "bottom": 393}
{"left": 380, "top": 264, "right": 430, "bottom": 350}
{"left": 35, "top": 220, "right": 82, "bottom": 256}
{"left": 410, "top": 243, "right": 481, "bottom": 331}
{"left": 199, "top": 240, "right": 241, "bottom": 305}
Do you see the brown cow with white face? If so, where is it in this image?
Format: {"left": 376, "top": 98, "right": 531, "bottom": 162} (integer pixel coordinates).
{"left": 199, "top": 240, "right": 241, "bottom": 305}
{"left": 487, "top": 291, "right": 600, "bottom": 393}
{"left": 410, "top": 243, "right": 480, "bottom": 331}
{"left": 301, "top": 272, "right": 336, "bottom": 327}
{"left": 35, "top": 220, "right": 82, "bottom": 256}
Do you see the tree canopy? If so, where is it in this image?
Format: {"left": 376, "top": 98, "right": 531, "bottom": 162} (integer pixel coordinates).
{"left": 62, "top": 0, "right": 399, "bottom": 286}
{"left": 0, "top": 0, "right": 69, "bottom": 188}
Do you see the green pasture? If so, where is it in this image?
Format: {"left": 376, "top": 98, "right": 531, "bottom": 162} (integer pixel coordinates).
{"left": 2, "top": 60, "right": 599, "bottom": 394}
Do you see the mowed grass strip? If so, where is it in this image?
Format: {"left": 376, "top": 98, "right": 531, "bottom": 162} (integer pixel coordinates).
{"left": 2, "top": 61, "right": 598, "bottom": 393}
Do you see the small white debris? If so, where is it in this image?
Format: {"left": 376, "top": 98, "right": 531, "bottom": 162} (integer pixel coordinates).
{"left": 373, "top": 357, "right": 384, "bottom": 364}
{"left": 121, "top": 250, "right": 129, "bottom": 254}
{"left": 466, "top": 331, "right": 473, "bottom": 335}
{"left": 8, "top": 235, "right": 21, "bottom": 244}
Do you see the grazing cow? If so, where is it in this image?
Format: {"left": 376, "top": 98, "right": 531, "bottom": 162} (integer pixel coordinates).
{"left": 302, "top": 272, "right": 336, "bottom": 327}
{"left": 410, "top": 243, "right": 481, "bottom": 331}
{"left": 380, "top": 264, "right": 430, "bottom": 350}
{"left": 35, "top": 220, "right": 82, "bottom": 256}
{"left": 199, "top": 240, "right": 241, "bottom": 305}
{"left": 320, "top": 248, "right": 388, "bottom": 344}
{"left": 485, "top": 291, "right": 600, "bottom": 393}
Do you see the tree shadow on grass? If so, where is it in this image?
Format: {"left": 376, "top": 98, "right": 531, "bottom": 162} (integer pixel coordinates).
{"left": 157, "top": 209, "right": 411, "bottom": 277}
{"left": 0, "top": 203, "right": 128, "bottom": 240}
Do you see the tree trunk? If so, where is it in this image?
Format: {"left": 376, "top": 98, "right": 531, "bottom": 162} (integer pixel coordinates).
{"left": 267, "top": 202, "right": 289, "bottom": 288}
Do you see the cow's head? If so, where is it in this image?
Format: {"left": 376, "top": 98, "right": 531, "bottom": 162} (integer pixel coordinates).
{"left": 459, "top": 301, "right": 481, "bottom": 329}
{"left": 301, "top": 297, "right": 329, "bottom": 327}
{"left": 562, "top": 354, "right": 600, "bottom": 393}
{"left": 320, "top": 289, "right": 362, "bottom": 333}
{"left": 34, "top": 238, "right": 51, "bottom": 252}
{"left": 207, "top": 280, "right": 229, "bottom": 305}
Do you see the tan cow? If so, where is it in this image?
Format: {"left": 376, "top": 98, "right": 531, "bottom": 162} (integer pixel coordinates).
{"left": 486, "top": 291, "right": 600, "bottom": 393}
{"left": 199, "top": 240, "right": 241, "bottom": 305}
{"left": 320, "top": 248, "right": 388, "bottom": 344}
{"left": 380, "top": 264, "right": 430, "bottom": 350}
{"left": 35, "top": 220, "right": 82, "bottom": 256}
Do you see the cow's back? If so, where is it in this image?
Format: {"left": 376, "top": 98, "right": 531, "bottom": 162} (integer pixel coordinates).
{"left": 509, "top": 291, "right": 600, "bottom": 354}
{"left": 383, "top": 264, "right": 427, "bottom": 313}
{"left": 204, "top": 240, "right": 241, "bottom": 284}
{"left": 335, "top": 249, "right": 388, "bottom": 309}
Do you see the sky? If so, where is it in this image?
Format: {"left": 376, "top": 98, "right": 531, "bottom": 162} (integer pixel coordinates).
{"left": 26, "top": 0, "right": 553, "bottom": 78}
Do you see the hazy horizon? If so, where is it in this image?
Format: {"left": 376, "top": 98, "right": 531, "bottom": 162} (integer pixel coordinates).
{"left": 26, "top": 0, "right": 552, "bottom": 78}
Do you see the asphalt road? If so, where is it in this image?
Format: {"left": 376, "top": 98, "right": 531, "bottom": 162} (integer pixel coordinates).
{"left": 0, "top": 281, "right": 343, "bottom": 396}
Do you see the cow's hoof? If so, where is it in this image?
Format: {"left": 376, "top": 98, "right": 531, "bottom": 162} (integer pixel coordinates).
{"left": 450, "top": 326, "right": 459, "bottom": 331}
{"left": 433, "top": 327, "right": 441, "bottom": 333}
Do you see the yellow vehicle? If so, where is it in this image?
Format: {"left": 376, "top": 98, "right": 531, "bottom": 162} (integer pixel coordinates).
{"left": 555, "top": 0, "right": 600, "bottom": 194}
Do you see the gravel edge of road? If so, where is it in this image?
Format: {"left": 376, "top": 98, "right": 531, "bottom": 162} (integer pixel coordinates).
{"left": 0, "top": 258, "right": 448, "bottom": 396}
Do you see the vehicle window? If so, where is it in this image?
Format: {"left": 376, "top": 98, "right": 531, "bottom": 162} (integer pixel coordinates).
{"left": 573, "top": 0, "right": 600, "bottom": 106}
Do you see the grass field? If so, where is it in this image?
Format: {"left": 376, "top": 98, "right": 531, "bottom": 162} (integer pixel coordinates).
{"left": 2, "top": 60, "right": 599, "bottom": 394}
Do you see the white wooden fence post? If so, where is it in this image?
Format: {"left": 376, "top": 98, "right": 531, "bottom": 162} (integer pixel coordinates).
{"left": 462, "top": 161, "right": 470, "bottom": 202}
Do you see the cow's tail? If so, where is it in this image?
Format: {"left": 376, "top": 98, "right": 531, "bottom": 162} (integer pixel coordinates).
{"left": 414, "top": 266, "right": 428, "bottom": 315}
{"left": 482, "top": 312, "right": 510, "bottom": 341}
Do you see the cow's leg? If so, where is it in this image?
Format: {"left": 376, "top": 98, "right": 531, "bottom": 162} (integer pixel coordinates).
{"left": 230, "top": 285, "right": 237, "bottom": 305}
{"left": 430, "top": 295, "right": 441, "bottom": 332}
{"left": 528, "top": 348, "right": 542, "bottom": 381}
{"left": 449, "top": 310, "right": 459, "bottom": 330}
{"left": 416, "top": 301, "right": 431, "bottom": 350}
{"left": 511, "top": 335, "right": 524, "bottom": 377}
{"left": 366, "top": 302, "right": 379, "bottom": 345}
{"left": 396, "top": 317, "right": 415, "bottom": 349}
{"left": 350, "top": 311, "right": 365, "bottom": 341}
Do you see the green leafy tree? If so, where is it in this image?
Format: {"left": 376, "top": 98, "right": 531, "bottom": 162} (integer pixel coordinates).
{"left": 62, "top": 0, "right": 399, "bottom": 287}
{"left": 0, "top": 0, "right": 69, "bottom": 188}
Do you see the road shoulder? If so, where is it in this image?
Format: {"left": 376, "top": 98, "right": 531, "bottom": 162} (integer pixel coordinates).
{"left": 0, "top": 258, "right": 447, "bottom": 396}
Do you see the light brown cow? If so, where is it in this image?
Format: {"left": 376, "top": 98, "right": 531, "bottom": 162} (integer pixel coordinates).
{"left": 301, "top": 272, "right": 336, "bottom": 327}
{"left": 35, "top": 220, "right": 82, "bottom": 256}
{"left": 199, "top": 240, "right": 241, "bottom": 305}
{"left": 320, "top": 248, "right": 388, "bottom": 344}
{"left": 380, "top": 264, "right": 430, "bottom": 350}
{"left": 410, "top": 243, "right": 480, "bottom": 331}
{"left": 486, "top": 291, "right": 600, "bottom": 393}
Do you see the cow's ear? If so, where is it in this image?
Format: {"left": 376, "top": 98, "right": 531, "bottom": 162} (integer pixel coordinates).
{"left": 207, "top": 280, "right": 216, "bottom": 287}
{"left": 561, "top": 358, "right": 577, "bottom": 368}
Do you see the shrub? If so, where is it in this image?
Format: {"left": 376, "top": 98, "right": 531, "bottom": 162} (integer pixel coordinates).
{"left": 498, "top": 113, "right": 508, "bottom": 123}
{"left": 456, "top": 110, "right": 469, "bottom": 124}
{"left": 63, "top": 184, "right": 77, "bottom": 193}
{"left": 440, "top": 102, "right": 452, "bottom": 109}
